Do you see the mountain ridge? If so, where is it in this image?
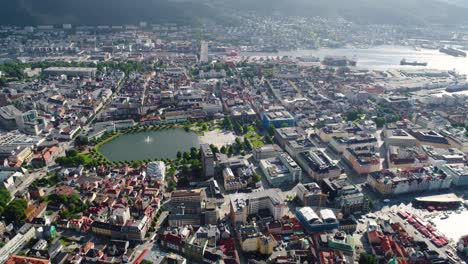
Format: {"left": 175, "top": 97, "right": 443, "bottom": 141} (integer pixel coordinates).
{"left": 436, "top": 0, "right": 468, "bottom": 8}
{"left": 0, "top": 0, "right": 466, "bottom": 26}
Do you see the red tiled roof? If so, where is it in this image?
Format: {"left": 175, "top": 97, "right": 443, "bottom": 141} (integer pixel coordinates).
{"left": 5, "top": 255, "right": 50, "bottom": 264}
{"left": 140, "top": 116, "right": 161, "bottom": 122}
{"left": 42, "top": 152, "right": 51, "bottom": 161}
{"left": 81, "top": 241, "right": 94, "bottom": 254}
{"left": 268, "top": 222, "right": 282, "bottom": 229}
{"left": 55, "top": 186, "right": 77, "bottom": 196}
{"left": 144, "top": 206, "right": 154, "bottom": 216}
{"left": 49, "top": 146, "right": 59, "bottom": 153}
{"left": 88, "top": 206, "right": 107, "bottom": 215}
{"left": 224, "top": 259, "right": 240, "bottom": 264}
{"left": 218, "top": 238, "right": 236, "bottom": 252}
{"left": 320, "top": 251, "right": 335, "bottom": 264}
{"left": 368, "top": 230, "right": 383, "bottom": 245}
{"left": 381, "top": 236, "right": 393, "bottom": 254}
{"left": 164, "top": 233, "right": 182, "bottom": 246}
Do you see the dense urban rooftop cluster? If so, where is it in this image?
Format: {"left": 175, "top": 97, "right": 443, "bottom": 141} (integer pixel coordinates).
{"left": 0, "top": 18, "right": 466, "bottom": 264}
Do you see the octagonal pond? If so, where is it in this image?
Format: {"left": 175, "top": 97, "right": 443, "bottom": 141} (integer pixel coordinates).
{"left": 98, "top": 129, "right": 200, "bottom": 161}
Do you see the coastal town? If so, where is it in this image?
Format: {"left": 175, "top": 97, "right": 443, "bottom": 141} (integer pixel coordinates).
{"left": 0, "top": 17, "right": 467, "bottom": 264}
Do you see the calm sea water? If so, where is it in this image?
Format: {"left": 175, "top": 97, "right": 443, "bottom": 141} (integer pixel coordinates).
{"left": 99, "top": 129, "right": 200, "bottom": 161}
{"left": 242, "top": 45, "right": 468, "bottom": 75}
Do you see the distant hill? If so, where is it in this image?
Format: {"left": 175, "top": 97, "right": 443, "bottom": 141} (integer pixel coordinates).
{"left": 0, "top": 0, "right": 221, "bottom": 26}
{"left": 217, "top": 0, "right": 468, "bottom": 25}
{"left": 436, "top": 0, "right": 468, "bottom": 8}
{"left": 0, "top": 0, "right": 467, "bottom": 26}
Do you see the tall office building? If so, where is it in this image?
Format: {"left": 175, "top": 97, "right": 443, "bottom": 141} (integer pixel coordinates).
{"left": 200, "top": 41, "right": 209, "bottom": 63}
{"left": 201, "top": 144, "right": 214, "bottom": 178}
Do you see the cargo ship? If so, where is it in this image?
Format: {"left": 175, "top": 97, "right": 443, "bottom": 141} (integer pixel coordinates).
{"left": 400, "top": 59, "right": 428, "bottom": 66}
{"left": 297, "top": 56, "right": 320, "bottom": 62}
{"left": 322, "top": 55, "right": 357, "bottom": 67}
{"left": 439, "top": 47, "right": 467, "bottom": 57}
{"left": 446, "top": 82, "right": 468, "bottom": 92}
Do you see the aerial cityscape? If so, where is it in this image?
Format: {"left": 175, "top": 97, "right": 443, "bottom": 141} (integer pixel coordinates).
{"left": 0, "top": 1, "right": 468, "bottom": 264}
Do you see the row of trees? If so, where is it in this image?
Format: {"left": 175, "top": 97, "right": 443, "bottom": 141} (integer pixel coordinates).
{"left": 345, "top": 109, "right": 364, "bottom": 122}
{"left": 344, "top": 106, "right": 401, "bottom": 128}
{"left": 166, "top": 164, "right": 177, "bottom": 192}
{"left": 74, "top": 136, "right": 89, "bottom": 147}
{"left": 207, "top": 136, "right": 257, "bottom": 158}
{"left": 167, "top": 147, "right": 204, "bottom": 190}
{"left": 0, "top": 62, "right": 24, "bottom": 81}
{"left": 30, "top": 174, "right": 60, "bottom": 189}
{"left": 375, "top": 105, "right": 401, "bottom": 128}
{"left": 222, "top": 116, "right": 254, "bottom": 135}
{"left": 42, "top": 193, "right": 88, "bottom": 220}
{"left": 358, "top": 253, "right": 378, "bottom": 264}
{"left": 56, "top": 149, "right": 86, "bottom": 167}
{"left": 0, "top": 188, "right": 27, "bottom": 224}
{"left": 170, "top": 138, "right": 259, "bottom": 189}
{"left": 3, "top": 199, "right": 27, "bottom": 224}
{"left": 59, "top": 148, "right": 176, "bottom": 169}
{"left": 122, "top": 123, "right": 180, "bottom": 134}
{"left": 147, "top": 209, "right": 164, "bottom": 234}
{"left": 222, "top": 116, "right": 234, "bottom": 131}
{"left": 451, "top": 122, "right": 468, "bottom": 137}
{"left": 65, "top": 117, "right": 275, "bottom": 170}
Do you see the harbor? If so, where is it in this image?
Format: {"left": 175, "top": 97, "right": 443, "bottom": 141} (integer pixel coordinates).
{"left": 433, "top": 210, "right": 468, "bottom": 242}
{"left": 356, "top": 192, "right": 468, "bottom": 263}
{"left": 240, "top": 45, "right": 468, "bottom": 75}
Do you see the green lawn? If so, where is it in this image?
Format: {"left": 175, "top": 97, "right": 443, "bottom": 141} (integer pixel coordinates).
{"left": 245, "top": 131, "right": 266, "bottom": 147}
{"left": 251, "top": 140, "right": 265, "bottom": 147}
{"left": 59, "top": 237, "right": 76, "bottom": 247}
{"left": 190, "top": 120, "right": 220, "bottom": 133}
{"left": 244, "top": 132, "right": 256, "bottom": 140}
{"left": 78, "top": 153, "right": 96, "bottom": 166}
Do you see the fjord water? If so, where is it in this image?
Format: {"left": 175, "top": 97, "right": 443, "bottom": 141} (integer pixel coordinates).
{"left": 243, "top": 45, "right": 468, "bottom": 75}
